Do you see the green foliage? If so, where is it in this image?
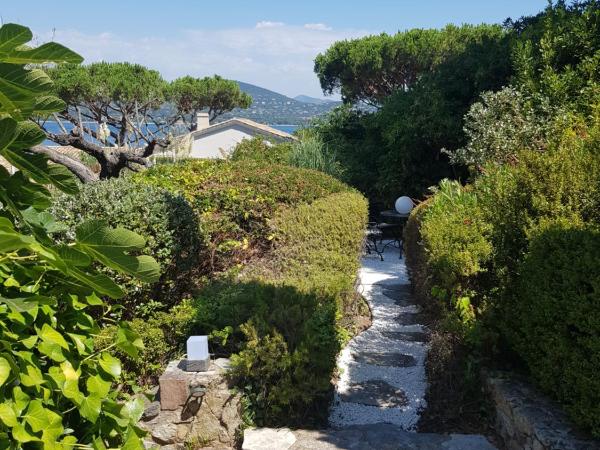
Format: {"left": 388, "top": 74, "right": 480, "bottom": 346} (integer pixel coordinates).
{"left": 421, "top": 180, "right": 492, "bottom": 297}
{"left": 314, "top": 24, "right": 512, "bottom": 203}
{"left": 134, "top": 159, "right": 351, "bottom": 273}
{"left": 0, "top": 23, "right": 159, "bottom": 448}
{"left": 447, "top": 87, "right": 558, "bottom": 167}
{"left": 506, "top": 221, "right": 600, "bottom": 436}
{"left": 510, "top": 0, "right": 600, "bottom": 113}
{"left": 287, "top": 131, "right": 343, "bottom": 178}
{"left": 97, "top": 300, "right": 196, "bottom": 386}
{"left": 230, "top": 136, "right": 292, "bottom": 164}
{"left": 192, "top": 191, "right": 368, "bottom": 426}
{"left": 168, "top": 75, "right": 252, "bottom": 129}
{"left": 52, "top": 176, "right": 200, "bottom": 317}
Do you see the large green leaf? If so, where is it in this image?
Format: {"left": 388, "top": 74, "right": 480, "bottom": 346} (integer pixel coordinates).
{"left": 66, "top": 266, "right": 124, "bottom": 299}
{"left": 33, "top": 95, "right": 66, "bottom": 115}
{"left": 115, "top": 324, "right": 144, "bottom": 359}
{"left": 0, "top": 147, "right": 78, "bottom": 194}
{"left": 79, "top": 395, "right": 101, "bottom": 423}
{"left": 0, "top": 117, "right": 17, "bottom": 150}
{"left": 98, "top": 352, "right": 121, "bottom": 379}
{"left": 0, "top": 403, "right": 17, "bottom": 427}
{"left": 0, "top": 357, "right": 11, "bottom": 387}
{"left": 0, "top": 65, "right": 53, "bottom": 119}
{"left": 9, "top": 121, "right": 46, "bottom": 149}
{"left": 38, "top": 324, "right": 69, "bottom": 350}
{"left": 5, "top": 43, "right": 83, "bottom": 65}
{"left": 75, "top": 220, "right": 160, "bottom": 283}
{"left": 0, "top": 24, "right": 32, "bottom": 53}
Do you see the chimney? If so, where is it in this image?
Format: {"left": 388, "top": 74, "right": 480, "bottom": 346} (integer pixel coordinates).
{"left": 196, "top": 112, "right": 210, "bottom": 131}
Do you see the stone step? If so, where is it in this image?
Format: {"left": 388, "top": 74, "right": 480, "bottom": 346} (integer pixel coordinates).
{"left": 242, "top": 424, "right": 498, "bottom": 450}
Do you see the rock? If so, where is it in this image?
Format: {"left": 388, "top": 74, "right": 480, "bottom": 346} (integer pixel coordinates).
{"left": 243, "top": 428, "right": 297, "bottom": 450}
{"left": 142, "top": 401, "right": 161, "bottom": 421}
{"left": 159, "top": 361, "right": 191, "bottom": 410}
{"left": 486, "top": 374, "right": 600, "bottom": 450}
{"left": 214, "top": 358, "right": 231, "bottom": 371}
{"left": 339, "top": 380, "right": 408, "bottom": 408}
{"left": 150, "top": 421, "right": 178, "bottom": 445}
{"left": 352, "top": 351, "right": 417, "bottom": 367}
{"left": 380, "top": 330, "right": 429, "bottom": 342}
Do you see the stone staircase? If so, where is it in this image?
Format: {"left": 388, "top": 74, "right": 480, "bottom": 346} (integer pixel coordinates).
{"left": 243, "top": 244, "right": 497, "bottom": 449}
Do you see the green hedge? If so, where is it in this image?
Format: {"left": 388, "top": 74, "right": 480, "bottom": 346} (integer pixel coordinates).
{"left": 194, "top": 191, "right": 368, "bottom": 426}
{"left": 409, "top": 121, "right": 600, "bottom": 434}
{"left": 133, "top": 159, "right": 351, "bottom": 273}
{"left": 131, "top": 160, "right": 368, "bottom": 425}
{"left": 52, "top": 176, "right": 200, "bottom": 317}
{"left": 506, "top": 221, "right": 600, "bottom": 436}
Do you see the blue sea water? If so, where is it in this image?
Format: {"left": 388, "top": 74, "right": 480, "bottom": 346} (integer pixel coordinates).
{"left": 41, "top": 121, "right": 300, "bottom": 145}
{"left": 271, "top": 124, "right": 299, "bottom": 134}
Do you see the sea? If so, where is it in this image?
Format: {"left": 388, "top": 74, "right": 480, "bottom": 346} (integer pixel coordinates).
{"left": 40, "top": 121, "right": 299, "bottom": 146}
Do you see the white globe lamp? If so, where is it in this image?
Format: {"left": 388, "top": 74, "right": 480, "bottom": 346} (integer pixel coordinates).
{"left": 394, "top": 196, "right": 414, "bottom": 215}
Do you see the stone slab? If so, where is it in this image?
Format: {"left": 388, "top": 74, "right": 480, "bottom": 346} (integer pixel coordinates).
{"left": 243, "top": 428, "right": 297, "bottom": 450}
{"left": 244, "top": 424, "right": 497, "bottom": 449}
{"left": 351, "top": 351, "right": 417, "bottom": 367}
{"left": 339, "top": 380, "right": 408, "bottom": 408}
{"left": 380, "top": 331, "right": 429, "bottom": 342}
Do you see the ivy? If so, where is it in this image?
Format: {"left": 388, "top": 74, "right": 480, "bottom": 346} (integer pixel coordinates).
{"left": 0, "top": 23, "right": 159, "bottom": 448}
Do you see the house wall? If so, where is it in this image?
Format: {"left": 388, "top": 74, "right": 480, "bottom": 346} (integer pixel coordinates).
{"left": 190, "top": 123, "right": 285, "bottom": 159}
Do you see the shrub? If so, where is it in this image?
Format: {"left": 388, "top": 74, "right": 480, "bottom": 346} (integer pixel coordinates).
{"left": 287, "top": 132, "right": 343, "bottom": 178}
{"left": 0, "top": 24, "right": 158, "bottom": 447}
{"left": 98, "top": 300, "right": 197, "bottom": 385}
{"left": 52, "top": 176, "right": 200, "bottom": 317}
{"left": 447, "top": 87, "right": 557, "bottom": 168}
{"left": 192, "top": 191, "right": 368, "bottom": 426}
{"left": 134, "top": 160, "right": 351, "bottom": 273}
{"left": 230, "top": 136, "right": 292, "bottom": 164}
{"left": 506, "top": 221, "right": 600, "bottom": 436}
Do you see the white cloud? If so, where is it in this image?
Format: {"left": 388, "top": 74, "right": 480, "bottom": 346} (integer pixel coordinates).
{"left": 304, "top": 23, "right": 332, "bottom": 31}
{"left": 41, "top": 23, "right": 370, "bottom": 98}
{"left": 255, "top": 21, "right": 285, "bottom": 29}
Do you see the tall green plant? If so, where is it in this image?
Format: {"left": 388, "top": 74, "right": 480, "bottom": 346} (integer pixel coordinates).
{"left": 0, "top": 23, "right": 159, "bottom": 448}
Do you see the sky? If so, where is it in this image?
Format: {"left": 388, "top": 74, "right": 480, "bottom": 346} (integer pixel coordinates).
{"left": 1, "top": 0, "right": 547, "bottom": 98}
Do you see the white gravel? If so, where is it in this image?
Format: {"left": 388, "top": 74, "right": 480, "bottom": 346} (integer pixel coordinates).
{"left": 329, "top": 244, "right": 429, "bottom": 430}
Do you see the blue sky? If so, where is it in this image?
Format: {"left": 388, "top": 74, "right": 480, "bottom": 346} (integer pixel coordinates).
{"left": 2, "top": 0, "right": 547, "bottom": 98}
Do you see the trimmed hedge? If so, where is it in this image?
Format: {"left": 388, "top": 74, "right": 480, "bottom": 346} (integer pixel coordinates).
{"left": 133, "top": 160, "right": 351, "bottom": 273}
{"left": 136, "top": 160, "right": 367, "bottom": 425}
{"left": 506, "top": 221, "right": 600, "bottom": 436}
{"left": 409, "top": 122, "right": 600, "bottom": 434}
{"left": 52, "top": 176, "right": 200, "bottom": 317}
{"left": 195, "top": 191, "right": 368, "bottom": 426}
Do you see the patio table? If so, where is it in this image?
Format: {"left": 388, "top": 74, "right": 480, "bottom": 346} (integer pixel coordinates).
{"left": 365, "top": 210, "right": 409, "bottom": 260}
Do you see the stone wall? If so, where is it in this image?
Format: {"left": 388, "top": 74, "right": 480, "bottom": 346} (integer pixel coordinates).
{"left": 486, "top": 373, "right": 599, "bottom": 450}
{"left": 140, "top": 359, "right": 243, "bottom": 449}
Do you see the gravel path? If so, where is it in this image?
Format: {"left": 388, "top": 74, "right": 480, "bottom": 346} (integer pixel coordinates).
{"left": 329, "top": 244, "right": 428, "bottom": 429}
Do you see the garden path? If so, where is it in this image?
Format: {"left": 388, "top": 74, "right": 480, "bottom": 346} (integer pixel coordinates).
{"left": 243, "top": 244, "right": 497, "bottom": 449}
{"left": 329, "top": 244, "right": 428, "bottom": 429}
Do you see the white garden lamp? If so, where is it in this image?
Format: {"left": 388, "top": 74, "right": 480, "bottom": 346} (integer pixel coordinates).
{"left": 186, "top": 336, "right": 210, "bottom": 372}
{"left": 394, "top": 196, "right": 414, "bottom": 215}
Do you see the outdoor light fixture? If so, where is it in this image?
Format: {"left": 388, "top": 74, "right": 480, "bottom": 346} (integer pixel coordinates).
{"left": 186, "top": 336, "right": 210, "bottom": 372}
{"left": 394, "top": 196, "right": 414, "bottom": 215}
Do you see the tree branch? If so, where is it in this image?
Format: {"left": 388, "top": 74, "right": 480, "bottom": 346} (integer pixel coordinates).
{"left": 30, "top": 145, "right": 98, "bottom": 183}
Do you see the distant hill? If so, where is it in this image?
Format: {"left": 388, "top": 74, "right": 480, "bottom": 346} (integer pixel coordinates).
{"left": 216, "top": 82, "right": 341, "bottom": 125}
{"left": 294, "top": 95, "right": 339, "bottom": 105}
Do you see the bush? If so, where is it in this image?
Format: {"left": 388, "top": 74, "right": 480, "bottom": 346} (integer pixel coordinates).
{"left": 447, "top": 87, "right": 557, "bottom": 168}
{"left": 191, "top": 191, "right": 368, "bottom": 426}
{"left": 506, "top": 221, "right": 600, "bottom": 436}
{"left": 134, "top": 160, "right": 351, "bottom": 273}
{"left": 287, "top": 132, "right": 343, "bottom": 178}
{"left": 98, "top": 300, "right": 197, "bottom": 385}
{"left": 230, "top": 136, "right": 292, "bottom": 164}
{"left": 52, "top": 176, "right": 200, "bottom": 317}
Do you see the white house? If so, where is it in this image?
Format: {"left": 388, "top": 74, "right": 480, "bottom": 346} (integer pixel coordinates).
{"left": 189, "top": 112, "right": 297, "bottom": 159}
